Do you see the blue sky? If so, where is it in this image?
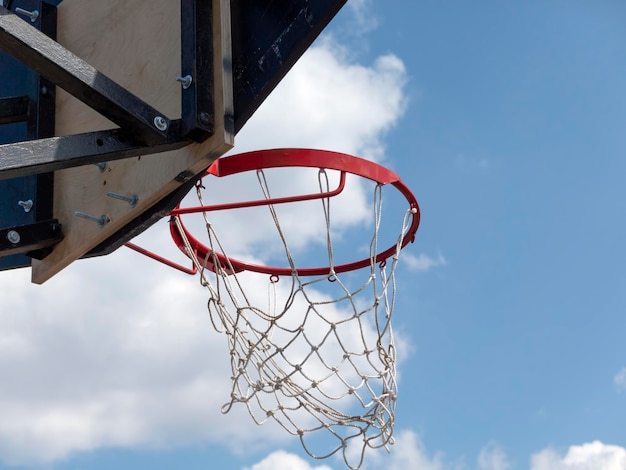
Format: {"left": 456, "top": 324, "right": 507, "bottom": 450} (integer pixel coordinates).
{"left": 1, "top": 1, "right": 626, "bottom": 469}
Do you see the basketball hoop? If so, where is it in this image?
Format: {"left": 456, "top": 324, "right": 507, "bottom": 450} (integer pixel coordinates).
{"left": 165, "top": 149, "right": 420, "bottom": 469}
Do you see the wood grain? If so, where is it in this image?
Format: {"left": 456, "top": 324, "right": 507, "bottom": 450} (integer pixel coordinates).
{"left": 31, "top": 0, "right": 233, "bottom": 283}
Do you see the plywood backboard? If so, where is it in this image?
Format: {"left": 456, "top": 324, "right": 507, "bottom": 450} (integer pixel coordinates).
{"left": 31, "top": 0, "right": 234, "bottom": 283}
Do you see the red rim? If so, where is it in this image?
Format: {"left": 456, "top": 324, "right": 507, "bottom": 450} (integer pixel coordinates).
{"left": 169, "top": 149, "right": 420, "bottom": 277}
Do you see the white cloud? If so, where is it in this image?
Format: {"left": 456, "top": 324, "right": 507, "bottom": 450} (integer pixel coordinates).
{"left": 346, "top": 0, "right": 379, "bottom": 34}
{"left": 247, "top": 434, "right": 626, "bottom": 470}
{"left": 0, "top": 32, "right": 409, "bottom": 466}
{"left": 243, "top": 430, "right": 447, "bottom": 470}
{"left": 243, "top": 450, "right": 333, "bottom": 470}
{"left": 0, "top": 263, "right": 291, "bottom": 465}
{"left": 356, "top": 430, "right": 444, "bottom": 470}
{"left": 234, "top": 41, "right": 407, "bottom": 161}
{"left": 614, "top": 367, "right": 626, "bottom": 392}
{"left": 478, "top": 442, "right": 511, "bottom": 470}
{"left": 403, "top": 253, "right": 447, "bottom": 272}
{"left": 531, "top": 442, "right": 626, "bottom": 470}
{"left": 386, "top": 431, "right": 445, "bottom": 470}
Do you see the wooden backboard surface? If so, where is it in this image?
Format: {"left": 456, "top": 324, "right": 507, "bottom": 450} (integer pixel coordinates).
{"left": 31, "top": 0, "right": 233, "bottom": 283}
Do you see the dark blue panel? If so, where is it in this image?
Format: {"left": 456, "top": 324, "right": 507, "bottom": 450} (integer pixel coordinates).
{"left": 0, "top": 49, "right": 36, "bottom": 270}
{"left": 0, "top": 0, "right": 57, "bottom": 270}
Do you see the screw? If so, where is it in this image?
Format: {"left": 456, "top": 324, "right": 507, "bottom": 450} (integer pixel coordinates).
{"left": 175, "top": 75, "right": 193, "bottom": 89}
{"left": 153, "top": 116, "right": 168, "bottom": 131}
{"left": 106, "top": 191, "right": 138, "bottom": 208}
{"left": 94, "top": 162, "right": 108, "bottom": 173}
{"left": 15, "top": 7, "right": 39, "bottom": 22}
{"left": 17, "top": 200, "right": 33, "bottom": 213}
{"left": 7, "top": 230, "right": 21, "bottom": 244}
{"left": 74, "top": 211, "right": 110, "bottom": 228}
{"left": 199, "top": 112, "right": 211, "bottom": 126}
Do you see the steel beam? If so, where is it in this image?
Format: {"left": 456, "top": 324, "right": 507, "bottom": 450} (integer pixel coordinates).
{"left": 0, "top": 122, "right": 190, "bottom": 181}
{"left": 0, "top": 219, "right": 63, "bottom": 258}
{"left": 0, "top": 6, "right": 172, "bottom": 145}
{"left": 181, "top": 0, "right": 215, "bottom": 142}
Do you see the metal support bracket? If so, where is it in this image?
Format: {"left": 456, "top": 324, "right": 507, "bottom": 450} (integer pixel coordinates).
{"left": 0, "top": 123, "right": 189, "bottom": 180}
{"left": 0, "top": 5, "right": 173, "bottom": 145}
{"left": 0, "top": 0, "right": 220, "bottom": 180}
{"left": 0, "top": 219, "right": 63, "bottom": 259}
{"left": 181, "top": 0, "right": 215, "bottom": 142}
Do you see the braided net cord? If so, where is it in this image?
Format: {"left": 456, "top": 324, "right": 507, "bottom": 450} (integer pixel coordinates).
{"left": 174, "top": 168, "right": 415, "bottom": 470}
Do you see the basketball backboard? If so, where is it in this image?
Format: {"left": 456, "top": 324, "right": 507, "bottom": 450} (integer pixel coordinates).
{"left": 0, "top": 0, "right": 347, "bottom": 283}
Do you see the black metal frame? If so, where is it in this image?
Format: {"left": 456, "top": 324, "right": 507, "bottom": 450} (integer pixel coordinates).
{"left": 230, "top": 0, "right": 347, "bottom": 133}
{"left": 0, "top": 218, "right": 62, "bottom": 258}
{"left": 0, "top": 1, "right": 214, "bottom": 181}
{"left": 181, "top": 0, "right": 214, "bottom": 142}
{"left": 0, "top": 0, "right": 214, "bottom": 261}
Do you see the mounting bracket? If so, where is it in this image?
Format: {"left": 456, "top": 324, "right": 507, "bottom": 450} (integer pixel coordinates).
{"left": 0, "top": 0, "right": 215, "bottom": 181}
{"left": 0, "top": 0, "right": 215, "bottom": 262}
{"left": 0, "top": 219, "right": 63, "bottom": 258}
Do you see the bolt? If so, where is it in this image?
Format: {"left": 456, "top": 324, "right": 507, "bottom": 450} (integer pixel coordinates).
{"left": 153, "top": 116, "right": 168, "bottom": 131}
{"left": 106, "top": 191, "right": 138, "bottom": 208}
{"left": 17, "top": 200, "right": 33, "bottom": 213}
{"left": 94, "top": 162, "right": 108, "bottom": 173}
{"left": 74, "top": 211, "right": 109, "bottom": 228}
{"left": 175, "top": 75, "right": 193, "bottom": 89}
{"left": 199, "top": 112, "right": 211, "bottom": 126}
{"left": 15, "top": 7, "right": 39, "bottom": 22}
{"left": 7, "top": 230, "right": 20, "bottom": 244}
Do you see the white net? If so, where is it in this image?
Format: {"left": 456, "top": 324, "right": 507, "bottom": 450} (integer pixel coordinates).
{"left": 173, "top": 167, "right": 417, "bottom": 470}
